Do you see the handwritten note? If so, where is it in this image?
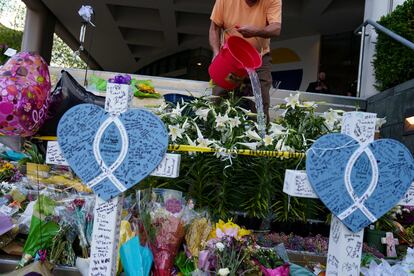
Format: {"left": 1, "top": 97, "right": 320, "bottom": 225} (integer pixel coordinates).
{"left": 283, "top": 170, "right": 318, "bottom": 198}
{"left": 399, "top": 182, "right": 414, "bottom": 207}
{"left": 89, "top": 196, "right": 123, "bottom": 276}
{"left": 105, "top": 83, "right": 131, "bottom": 114}
{"left": 46, "top": 141, "right": 68, "bottom": 166}
{"left": 57, "top": 104, "right": 169, "bottom": 200}
{"left": 326, "top": 216, "right": 363, "bottom": 276}
{"left": 150, "top": 153, "right": 181, "bottom": 178}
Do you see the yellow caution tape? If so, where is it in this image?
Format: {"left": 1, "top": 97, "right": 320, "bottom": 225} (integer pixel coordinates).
{"left": 168, "top": 144, "right": 305, "bottom": 159}
{"left": 33, "top": 136, "right": 305, "bottom": 159}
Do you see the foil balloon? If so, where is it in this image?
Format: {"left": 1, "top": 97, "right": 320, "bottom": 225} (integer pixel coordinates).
{"left": 0, "top": 52, "right": 51, "bottom": 137}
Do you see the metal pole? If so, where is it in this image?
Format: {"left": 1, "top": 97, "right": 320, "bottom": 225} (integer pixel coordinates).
{"left": 357, "top": 26, "right": 366, "bottom": 98}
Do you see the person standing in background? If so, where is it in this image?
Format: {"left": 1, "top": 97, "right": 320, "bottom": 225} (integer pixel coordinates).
{"left": 209, "top": 0, "right": 282, "bottom": 122}
{"left": 306, "top": 71, "right": 330, "bottom": 94}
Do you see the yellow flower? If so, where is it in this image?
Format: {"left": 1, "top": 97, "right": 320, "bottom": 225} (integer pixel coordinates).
{"left": 208, "top": 219, "right": 251, "bottom": 240}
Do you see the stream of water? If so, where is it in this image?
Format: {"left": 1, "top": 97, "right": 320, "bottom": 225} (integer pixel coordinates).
{"left": 246, "top": 68, "right": 266, "bottom": 138}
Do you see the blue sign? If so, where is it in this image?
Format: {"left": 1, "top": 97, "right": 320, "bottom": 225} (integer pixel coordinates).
{"left": 306, "top": 133, "right": 414, "bottom": 232}
{"left": 57, "top": 104, "right": 168, "bottom": 200}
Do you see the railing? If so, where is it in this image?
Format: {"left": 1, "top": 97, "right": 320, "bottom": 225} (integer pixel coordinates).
{"left": 354, "top": 19, "right": 414, "bottom": 98}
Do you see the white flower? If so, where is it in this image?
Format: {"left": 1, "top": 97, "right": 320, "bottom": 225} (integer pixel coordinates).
{"left": 263, "top": 135, "right": 273, "bottom": 146}
{"left": 215, "top": 113, "right": 230, "bottom": 128}
{"left": 269, "top": 123, "right": 286, "bottom": 137}
{"left": 238, "top": 142, "right": 259, "bottom": 150}
{"left": 323, "top": 109, "right": 342, "bottom": 130}
{"left": 194, "top": 124, "right": 213, "bottom": 147}
{"left": 228, "top": 116, "right": 241, "bottom": 128}
{"left": 195, "top": 108, "right": 210, "bottom": 121}
{"left": 185, "top": 134, "right": 196, "bottom": 146}
{"left": 218, "top": 268, "right": 230, "bottom": 276}
{"left": 284, "top": 93, "right": 300, "bottom": 109}
{"left": 302, "top": 101, "right": 317, "bottom": 108}
{"left": 215, "top": 242, "right": 225, "bottom": 252}
{"left": 246, "top": 129, "right": 262, "bottom": 141}
{"left": 168, "top": 124, "right": 185, "bottom": 142}
{"left": 155, "top": 102, "right": 168, "bottom": 114}
{"left": 170, "top": 102, "right": 186, "bottom": 118}
{"left": 376, "top": 117, "right": 386, "bottom": 131}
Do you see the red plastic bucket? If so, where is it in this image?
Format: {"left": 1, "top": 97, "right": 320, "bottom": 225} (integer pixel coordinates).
{"left": 209, "top": 36, "right": 262, "bottom": 90}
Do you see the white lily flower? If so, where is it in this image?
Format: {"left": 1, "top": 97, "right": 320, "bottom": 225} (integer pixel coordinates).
{"left": 195, "top": 108, "right": 210, "bottom": 121}
{"left": 168, "top": 124, "right": 185, "bottom": 142}
{"left": 229, "top": 116, "right": 241, "bottom": 128}
{"left": 263, "top": 135, "right": 273, "bottom": 146}
{"left": 155, "top": 102, "right": 169, "bottom": 114}
{"left": 246, "top": 129, "right": 262, "bottom": 141}
{"left": 302, "top": 101, "right": 317, "bottom": 108}
{"left": 215, "top": 113, "right": 230, "bottom": 128}
{"left": 238, "top": 142, "right": 259, "bottom": 150}
{"left": 170, "top": 102, "right": 186, "bottom": 118}
{"left": 194, "top": 123, "right": 212, "bottom": 147}
{"left": 182, "top": 118, "right": 190, "bottom": 130}
{"left": 269, "top": 123, "right": 286, "bottom": 136}
{"left": 323, "top": 108, "right": 342, "bottom": 130}
{"left": 185, "top": 134, "right": 196, "bottom": 146}
{"left": 284, "top": 93, "right": 300, "bottom": 109}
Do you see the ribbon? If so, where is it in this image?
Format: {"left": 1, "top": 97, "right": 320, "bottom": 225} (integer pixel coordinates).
{"left": 337, "top": 141, "right": 379, "bottom": 222}
{"left": 86, "top": 115, "right": 128, "bottom": 192}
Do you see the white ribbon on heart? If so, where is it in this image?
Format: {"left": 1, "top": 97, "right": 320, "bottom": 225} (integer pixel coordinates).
{"left": 337, "top": 141, "right": 379, "bottom": 222}
{"left": 87, "top": 114, "right": 128, "bottom": 192}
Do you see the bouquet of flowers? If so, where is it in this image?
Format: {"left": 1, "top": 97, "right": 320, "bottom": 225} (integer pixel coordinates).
{"left": 139, "top": 188, "right": 193, "bottom": 276}
{"left": 197, "top": 219, "right": 252, "bottom": 275}
{"left": 60, "top": 195, "right": 95, "bottom": 258}
{"left": 0, "top": 161, "right": 22, "bottom": 183}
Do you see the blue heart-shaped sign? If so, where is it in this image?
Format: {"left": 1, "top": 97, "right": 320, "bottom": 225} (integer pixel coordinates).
{"left": 57, "top": 104, "right": 168, "bottom": 200}
{"left": 306, "top": 133, "right": 414, "bottom": 232}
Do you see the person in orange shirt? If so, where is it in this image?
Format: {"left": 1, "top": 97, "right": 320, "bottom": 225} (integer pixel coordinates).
{"left": 209, "top": 0, "right": 282, "bottom": 122}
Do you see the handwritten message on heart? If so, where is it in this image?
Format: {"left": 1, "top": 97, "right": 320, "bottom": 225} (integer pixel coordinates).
{"left": 306, "top": 133, "right": 414, "bottom": 232}
{"left": 57, "top": 104, "right": 168, "bottom": 200}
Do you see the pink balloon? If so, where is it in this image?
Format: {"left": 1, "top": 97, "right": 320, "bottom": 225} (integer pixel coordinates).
{"left": 0, "top": 52, "right": 51, "bottom": 137}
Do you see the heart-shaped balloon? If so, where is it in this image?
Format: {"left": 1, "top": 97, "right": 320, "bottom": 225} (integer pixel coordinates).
{"left": 306, "top": 133, "right": 414, "bottom": 232}
{"left": 0, "top": 52, "right": 51, "bottom": 137}
{"left": 57, "top": 104, "right": 168, "bottom": 200}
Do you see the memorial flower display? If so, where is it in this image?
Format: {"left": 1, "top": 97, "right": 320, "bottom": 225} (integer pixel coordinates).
{"left": 0, "top": 67, "right": 403, "bottom": 276}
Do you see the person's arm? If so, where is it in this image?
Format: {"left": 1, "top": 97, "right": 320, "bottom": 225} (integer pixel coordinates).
{"left": 236, "top": 22, "right": 281, "bottom": 38}
{"left": 209, "top": 21, "right": 221, "bottom": 59}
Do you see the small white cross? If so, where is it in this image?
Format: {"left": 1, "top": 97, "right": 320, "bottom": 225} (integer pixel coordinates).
{"left": 381, "top": 232, "right": 399, "bottom": 257}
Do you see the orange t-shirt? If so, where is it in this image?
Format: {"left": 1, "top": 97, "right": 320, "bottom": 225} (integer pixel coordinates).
{"left": 210, "top": 0, "right": 282, "bottom": 55}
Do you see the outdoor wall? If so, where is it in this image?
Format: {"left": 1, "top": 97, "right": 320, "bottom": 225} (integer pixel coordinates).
{"left": 269, "top": 34, "right": 320, "bottom": 92}
{"left": 367, "top": 78, "right": 414, "bottom": 153}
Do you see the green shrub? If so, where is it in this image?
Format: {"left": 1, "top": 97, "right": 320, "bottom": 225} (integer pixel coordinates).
{"left": 0, "top": 23, "right": 22, "bottom": 64}
{"left": 373, "top": 0, "right": 414, "bottom": 91}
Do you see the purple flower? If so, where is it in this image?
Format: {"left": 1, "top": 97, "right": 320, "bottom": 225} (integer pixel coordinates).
{"left": 108, "top": 74, "right": 131, "bottom": 85}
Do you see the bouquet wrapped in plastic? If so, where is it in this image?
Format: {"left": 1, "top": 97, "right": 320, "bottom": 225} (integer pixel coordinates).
{"left": 138, "top": 188, "right": 194, "bottom": 276}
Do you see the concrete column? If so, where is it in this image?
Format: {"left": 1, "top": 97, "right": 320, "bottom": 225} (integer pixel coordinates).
{"left": 21, "top": 0, "right": 56, "bottom": 64}
{"left": 360, "top": 0, "right": 407, "bottom": 98}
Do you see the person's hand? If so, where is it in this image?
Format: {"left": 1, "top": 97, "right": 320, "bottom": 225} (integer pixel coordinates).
{"left": 236, "top": 25, "right": 261, "bottom": 38}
